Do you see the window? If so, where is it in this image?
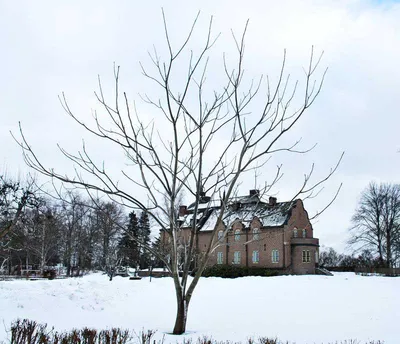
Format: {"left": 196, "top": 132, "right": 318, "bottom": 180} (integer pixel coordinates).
{"left": 271, "top": 249, "right": 279, "bottom": 263}
{"left": 293, "top": 228, "right": 298, "bottom": 238}
{"left": 233, "top": 251, "right": 241, "bottom": 264}
{"left": 218, "top": 230, "right": 224, "bottom": 241}
{"left": 234, "top": 229, "right": 241, "bottom": 242}
{"left": 263, "top": 244, "right": 267, "bottom": 251}
{"left": 252, "top": 250, "right": 259, "bottom": 263}
{"left": 302, "top": 250, "right": 311, "bottom": 263}
{"left": 302, "top": 229, "right": 307, "bottom": 238}
{"left": 253, "top": 228, "right": 260, "bottom": 240}
{"left": 217, "top": 252, "right": 223, "bottom": 264}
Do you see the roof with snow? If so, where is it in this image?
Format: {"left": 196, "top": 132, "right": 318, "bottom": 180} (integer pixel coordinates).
{"left": 180, "top": 193, "right": 295, "bottom": 232}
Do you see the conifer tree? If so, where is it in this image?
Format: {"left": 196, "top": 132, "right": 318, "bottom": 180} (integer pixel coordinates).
{"left": 138, "top": 211, "right": 151, "bottom": 268}
{"left": 118, "top": 211, "right": 139, "bottom": 267}
{"left": 151, "top": 233, "right": 163, "bottom": 268}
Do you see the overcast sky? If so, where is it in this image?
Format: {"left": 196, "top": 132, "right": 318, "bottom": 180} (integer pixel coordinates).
{"left": 1, "top": 0, "right": 400, "bottom": 253}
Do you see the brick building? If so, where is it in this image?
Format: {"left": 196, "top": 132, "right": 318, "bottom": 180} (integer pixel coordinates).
{"left": 162, "top": 190, "right": 320, "bottom": 275}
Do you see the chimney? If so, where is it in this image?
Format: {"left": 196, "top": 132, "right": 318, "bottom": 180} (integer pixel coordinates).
{"left": 201, "top": 196, "right": 211, "bottom": 203}
{"left": 178, "top": 205, "right": 187, "bottom": 217}
{"left": 269, "top": 196, "right": 277, "bottom": 206}
{"left": 232, "top": 202, "right": 240, "bottom": 211}
{"left": 249, "top": 189, "right": 259, "bottom": 196}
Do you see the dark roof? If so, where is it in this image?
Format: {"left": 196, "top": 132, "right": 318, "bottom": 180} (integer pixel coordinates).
{"left": 181, "top": 195, "right": 295, "bottom": 231}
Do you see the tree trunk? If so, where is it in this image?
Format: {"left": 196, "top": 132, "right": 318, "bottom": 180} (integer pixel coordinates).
{"left": 173, "top": 296, "right": 188, "bottom": 335}
{"left": 386, "top": 231, "right": 391, "bottom": 268}
{"left": 66, "top": 228, "right": 73, "bottom": 277}
{"left": 40, "top": 225, "right": 46, "bottom": 274}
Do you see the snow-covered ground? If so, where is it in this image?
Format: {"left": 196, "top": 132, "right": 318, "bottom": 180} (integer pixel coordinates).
{"left": 0, "top": 272, "right": 398, "bottom": 343}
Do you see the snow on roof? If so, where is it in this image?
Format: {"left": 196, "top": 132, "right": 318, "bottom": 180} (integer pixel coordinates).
{"left": 188, "top": 199, "right": 220, "bottom": 210}
{"left": 181, "top": 196, "right": 295, "bottom": 231}
{"left": 182, "top": 211, "right": 207, "bottom": 227}
{"left": 201, "top": 210, "right": 220, "bottom": 231}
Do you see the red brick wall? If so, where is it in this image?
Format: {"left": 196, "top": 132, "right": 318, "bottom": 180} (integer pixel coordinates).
{"left": 291, "top": 245, "right": 317, "bottom": 274}
{"left": 161, "top": 199, "right": 319, "bottom": 275}
{"left": 286, "top": 200, "right": 314, "bottom": 239}
{"left": 286, "top": 200, "right": 318, "bottom": 274}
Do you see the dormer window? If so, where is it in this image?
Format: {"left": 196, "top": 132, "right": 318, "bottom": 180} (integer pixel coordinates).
{"left": 234, "top": 229, "right": 241, "bottom": 242}
{"left": 302, "top": 229, "right": 306, "bottom": 238}
{"left": 253, "top": 228, "right": 260, "bottom": 240}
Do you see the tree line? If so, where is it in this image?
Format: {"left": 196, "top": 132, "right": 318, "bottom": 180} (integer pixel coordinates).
{"left": 319, "top": 247, "right": 385, "bottom": 270}
{"left": 0, "top": 175, "right": 155, "bottom": 276}
{"left": 348, "top": 182, "right": 400, "bottom": 268}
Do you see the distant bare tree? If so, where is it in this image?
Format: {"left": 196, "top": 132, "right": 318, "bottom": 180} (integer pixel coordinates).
{"left": 16, "top": 13, "right": 342, "bottom": 334}
{"left": 21, "top": 204, "right": 62, "bottom": 273}
{"left": 59, "top": 192, "right": 90, "bottom": 276}
{"left": 349, "top": 182, "right": 400, "bottom": 268}
{"left": 0, "top": 175, "right": 38, "bottom": 241}
{"left": 318, "top": 247, "right": 341, "bottom": 268}
{"left": 94, "top": 201, "right": 125, "bottom": 269}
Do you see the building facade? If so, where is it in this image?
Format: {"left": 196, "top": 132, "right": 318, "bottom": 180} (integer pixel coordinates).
{"left": 162, "top": 190, "right": 320, "bottom": 275}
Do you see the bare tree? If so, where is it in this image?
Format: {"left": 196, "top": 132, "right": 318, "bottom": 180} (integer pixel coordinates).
{"left": 20, "top": 203, "right": 61, "bottom": 273}
{"left": 93, "top": 200, "right": 125, "bottom": 270}
{"left": 0, "top": 174, "right": 38, "bottom": 241}
{"left": 349, "top": 182, "right": 400, "bottom": 268}
{"left": 1, "top": 174, "right": 40, "bottom": 274}
{"left": 318, "top": 247, "right": 341, "bottom": 268}
{"left": 16, "top": 13, "right": 341, "bottom": 334}
{"left": 59, "top": 191, "right": 90, "bottom": 276}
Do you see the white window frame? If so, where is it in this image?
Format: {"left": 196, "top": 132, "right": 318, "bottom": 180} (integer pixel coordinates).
{"left": 252, "top": 250, "right": 259, "bottom": 263}
{"left": 217, "top": 252, "right": 223, "bottom": 264}
{"left": 253, "top": 228, "right": 260, "bottom": 240}
{"left": 302, "top": 250, "right": 311, "bottom": 263}
{"left": 293, "top": 228, "right": 298, "bottom": 238}
{"left": 233, "top": 251, "right": 241, "bottom": 264}
{"left": 271, "top": 249, "right": 279, "bottom": 263}
{"left": 234, "top": 229, "right": 241, "bottom": 242}
{"left": 218, "top": 230, "right": 224, "bottom": 241}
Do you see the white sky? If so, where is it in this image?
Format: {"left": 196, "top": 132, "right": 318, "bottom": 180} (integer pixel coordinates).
{"left": 1, "top": 0, "right": 400, "bottom": 253}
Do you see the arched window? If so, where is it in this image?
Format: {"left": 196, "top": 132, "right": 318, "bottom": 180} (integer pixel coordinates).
{"left": 218, "top": 230, "right": 224, "bottom": 241}
{"left": 234, "top": 229, "right": 241, "bottom": 242}
{"left": 293, "top": 228, "right": 298, "bottom": 238}
{"left": 302, "top": 229, "right": 307, "bottom": 238}
{"left": 253, "top": 228, "right": 260, "bottom": 240}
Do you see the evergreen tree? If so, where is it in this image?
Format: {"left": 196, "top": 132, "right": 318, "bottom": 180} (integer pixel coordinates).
{"left": 151, "top": 232, "right": 163, "bottom": 268}
{"left": 118, "top": 211, "right": 139, "bottom": 267}
{"left": 138, "top": 211, "right": 151, "bottom": 268}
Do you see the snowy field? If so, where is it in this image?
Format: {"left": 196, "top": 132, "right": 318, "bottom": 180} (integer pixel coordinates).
{"left": 0, "top": 272, "right": 398, "bottom": 343}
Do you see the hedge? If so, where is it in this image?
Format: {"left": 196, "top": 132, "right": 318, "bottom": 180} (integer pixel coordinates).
{"left": 201, "top": 265, "right": 279, "bottom": 278}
